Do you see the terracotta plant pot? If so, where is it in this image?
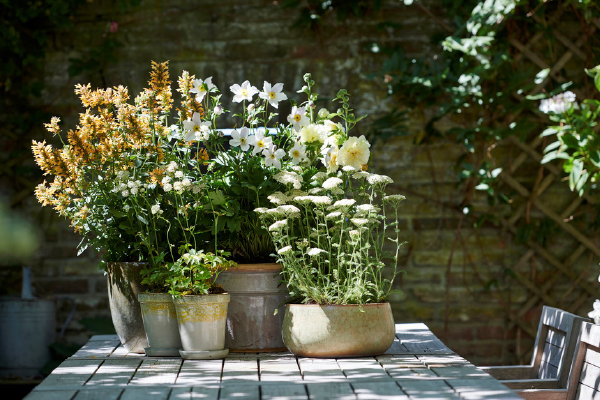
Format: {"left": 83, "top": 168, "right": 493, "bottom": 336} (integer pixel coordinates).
{"left": 138, "top": 293, "right": 182, "bottom": 357}
{"left": 217, "top": 263, "right": 288, "bottom": 352}
{"left": 172, "top": 293, "right": 230, "bottom": 360}
{"left": 106, "top": 262, "right": 148, "bottom": 354}
{"left": 282, "top": 303, "right": 395, "bottom": 357}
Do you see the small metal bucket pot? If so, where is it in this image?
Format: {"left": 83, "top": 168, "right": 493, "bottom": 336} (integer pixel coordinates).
{"left": 217, "top": 263, "right": 288, "bottom": 352}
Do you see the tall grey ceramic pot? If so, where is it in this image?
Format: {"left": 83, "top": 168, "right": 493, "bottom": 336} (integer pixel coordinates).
{"left": 217, "top": 263, "right": 288, "bottom": 352}
{"left": 106, "top": 262, "right": 148, "bottom": 353}
{"left": 138, "top": 293, "right": 182, "bottom": 357}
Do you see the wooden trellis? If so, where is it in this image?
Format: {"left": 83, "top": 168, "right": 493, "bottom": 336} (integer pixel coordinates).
{"left": 495, "top": 4, "right": 600, "bottom": 362}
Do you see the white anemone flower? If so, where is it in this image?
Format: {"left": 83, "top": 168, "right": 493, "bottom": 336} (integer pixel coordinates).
{"left": 229, "top": 127, "right": 251, "bottom": 151}
{"left": 259, "top": 81, "right": 287, "bottom": 108}
{"left": 263, "top": 144, "right": 286, "bottom": 168}
{"left": 190, "top": 77, "right": 216, "bottom": 102}
{"left": 289, "top": 142, "right": 307, "bottom": 165}
{"left": 183, "top": 112, "right": 211, "bottom": 141}
{"left": 287, "top": 106, "right": 310, "bottom": 129}
{"left": 230, "top": 80, "right": 259, "bottom": 103}
{"left": 298, "top": 124, "right": 327, "bottom": 143}
{"left": 337, "top": 135, "right": 371, "bottom": 170}
{"left": 150, "top": 204, "right": 163, "bottom": 215}
{"left": 248, "top": 130, "right": 273, "bottom": 155}
{"left": 322, "top": 177, "right": 343, "bottom": 189}
{"left": 321, "top": 145, "right": 339, "bottom": 173}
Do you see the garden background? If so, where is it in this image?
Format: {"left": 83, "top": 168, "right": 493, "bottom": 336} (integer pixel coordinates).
{"left": 1, "top": 0, "right": 598, "bottom": 366}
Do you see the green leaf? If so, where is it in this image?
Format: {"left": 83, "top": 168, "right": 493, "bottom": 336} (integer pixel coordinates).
{"left": 534, "top": 68, "right": 550, "bottom": 85}
{"left": 569, "top": 159, "right": 584, "bottom": 191}
{"left": 136, "top": 214, "right": 148, "bottom": 224}
{"left": 540, "top": 127, "right": 559, "bottom": 137}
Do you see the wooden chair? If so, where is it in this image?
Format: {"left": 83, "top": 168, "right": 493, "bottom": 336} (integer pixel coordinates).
{"left": 481, "top": 306, "right": 587, "bottom": 390}
{"left": 519, "top": 321, "right": 600, "bottom": 399}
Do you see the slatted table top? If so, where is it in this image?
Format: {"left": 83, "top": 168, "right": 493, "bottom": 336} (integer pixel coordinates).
{"left": 25, "top": 323, "right": 522, "bottom": 400}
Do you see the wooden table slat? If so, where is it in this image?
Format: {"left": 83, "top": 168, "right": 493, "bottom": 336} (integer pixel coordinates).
{"left": 25, "top": 323, "right": 522, "bottom": 400}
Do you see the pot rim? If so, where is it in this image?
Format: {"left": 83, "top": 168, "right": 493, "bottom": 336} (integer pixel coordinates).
{"left": 227, "top": 263, "right": 281, "bottom": 272}
{"left": 286, "top": 302, "right": 390, "bottom": 307}
{"left": 172, "top": 293, "right": 230, "bottom": 304}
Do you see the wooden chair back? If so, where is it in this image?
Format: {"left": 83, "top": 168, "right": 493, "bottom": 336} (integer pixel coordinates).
{"left": 565, "top": 321, "right": 600, "bottom": 399}
{"left": 530, "top": 306, "right": 586, "bottom": 386}
{"left": 520, "top": 321, "right": 600, "bottom": 400}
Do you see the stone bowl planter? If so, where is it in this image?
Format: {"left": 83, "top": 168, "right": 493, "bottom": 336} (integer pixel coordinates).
{"left": 282, "top": 303, "right": 395, "bottom": 357}
{"left": 138, "top": 293, "right": 182, "bottom": 357}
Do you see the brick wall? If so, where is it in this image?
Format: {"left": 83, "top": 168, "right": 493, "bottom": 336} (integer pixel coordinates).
{"left": 13, "top": 0, "right": 597, "bottom": 365}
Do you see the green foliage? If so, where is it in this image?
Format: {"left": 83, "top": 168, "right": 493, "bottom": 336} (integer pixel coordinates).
{"left": 540, "top": 69, "right": 600, "bottom": 195}
{"left": 164, "top": 248, "right": 236, "bottom": 296}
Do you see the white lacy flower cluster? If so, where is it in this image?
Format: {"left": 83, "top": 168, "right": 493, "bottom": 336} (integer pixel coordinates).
{"left": 160, "top": 161, "right": 204, "bottom": 194}
{"left": 111, "top": 170, "right": 145, "bottom": 198}
{"left": 255, "top": 163, "right": 405, "bottom": 304}
{"left": 539, "top": 91, "right": 577, "bottom": 114}
{"left": 257, "top": 169, "right": 397, "bottom": 254}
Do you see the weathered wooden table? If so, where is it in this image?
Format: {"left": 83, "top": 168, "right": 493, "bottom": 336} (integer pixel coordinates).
{"left": 25, "top": 323, "right": 522, "bottom": 399}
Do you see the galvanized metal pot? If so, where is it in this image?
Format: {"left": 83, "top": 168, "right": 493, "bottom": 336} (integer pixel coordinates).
{"left": 217, "top": 263, "right": 288, "bottom": 352}
{"left": 0, "top": 298, "right": 55, "bottom": 378}
{"left": 106, "top": 262, "right": 148, "bottom": 354}
{"left": 282, "top": 303, "right": 395, "bottom": 357}
{"left": 173, "top": 293, "right": 230, "bottom": 359}
{"left": 138, "top": 293, "right": 182, "bottom": 357}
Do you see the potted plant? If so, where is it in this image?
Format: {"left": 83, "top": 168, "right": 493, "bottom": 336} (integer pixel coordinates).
{"left": 256, "top": 76, "right": 406, "bottom": 357}
{"left": 165, "top": 248, "right": 235, "bottom": 359}
{"left": 175, "top": 75, "right": 297, "bottom": 352}
{"left": 31, "top": 61, "right": 209, "bottom": 352}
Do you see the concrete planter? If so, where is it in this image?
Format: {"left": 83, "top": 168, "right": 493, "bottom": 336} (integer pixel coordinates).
{"left": 138, "top": 293, "right": 182, "bottom": 357}
{"left": 217, "top": 263, "right": 288, "bottom": 352}
{"left": 173, "top": 293, "right": 230, "bottom": 359}
{"left": 282, "top": 303, "right": 395, "bottom": 357}
{"left": 106, "top": 262, "right": 148, "bottom": 354}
